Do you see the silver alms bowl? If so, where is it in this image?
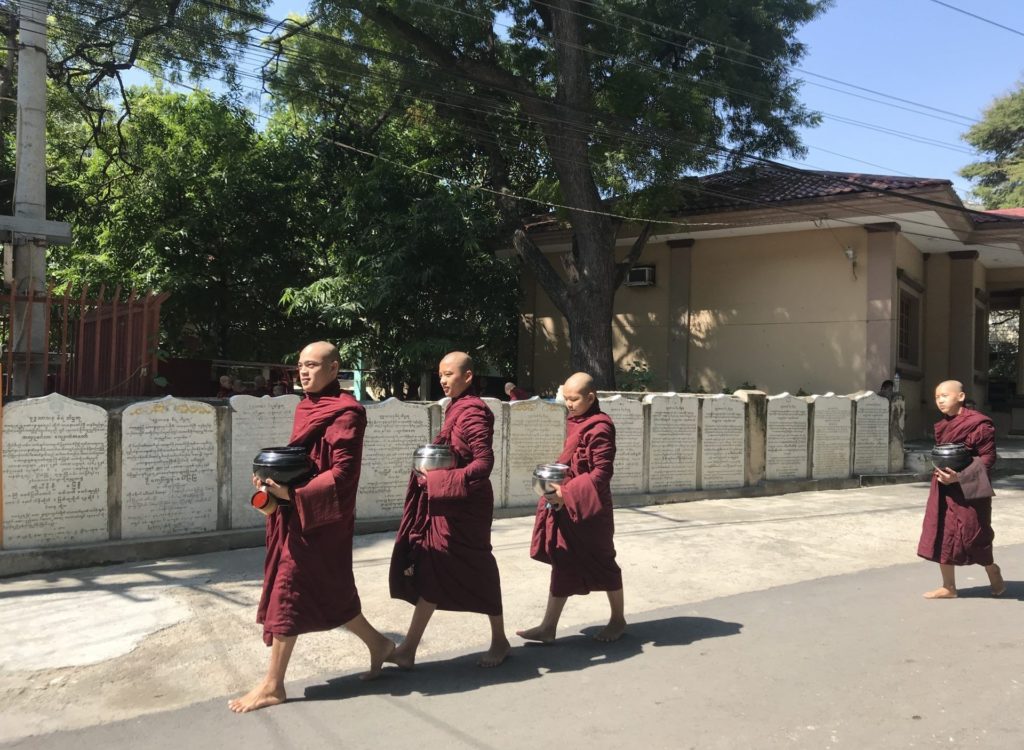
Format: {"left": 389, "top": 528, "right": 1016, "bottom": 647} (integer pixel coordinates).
{"left": 413, "top": 444, "right": 456, "bottom": 473}
{"left": 532, "top": 463, "right": 569, "bottom": 497}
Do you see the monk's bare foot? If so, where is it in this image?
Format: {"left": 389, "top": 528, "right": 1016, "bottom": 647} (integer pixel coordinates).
{"left": 988, "top": 565, "right": 1006, "bottom": 596}
{"left": 386, "top": 641, "right": 416, "bottom": 670}
{"left": 594, "top": 616, "right": 627, "bottom": 642}
{"left": 361, "top": 638, "right": 396, "bottom": 681}
{"left": 227, "top": 681, "right": 286, "bottom": 713}
{"left": 515, "top": 625, "right": 556, "bottom": 643}
{"left": 477, "top": 638, "right": 510, "bottom": 668}
{"left": 922, "top": 586, "right": 957, "bottom": 599}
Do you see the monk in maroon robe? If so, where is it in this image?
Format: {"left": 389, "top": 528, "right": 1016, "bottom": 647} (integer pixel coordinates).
{"left": 229, "top": 341, "right": 394, "bottom": 713}
{"left": 917, "top": 379, "right": 1005, "bottom": 599}
{"left": 517, "top": 372, "right": 626, "bottom": 643}
{"left": 388, "top": 351, "right": 510, "bottom": 668}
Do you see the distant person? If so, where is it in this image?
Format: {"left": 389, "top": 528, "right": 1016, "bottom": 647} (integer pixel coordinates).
{"left": 271, "top": 383, "right": 286, "bottom": 397}
{"left": 252, "top": 375, "right": 271, "bottom": 397}
{"left": 388, "top": 351, "right": 510, "bottom": 668}
{"left": 878, "top": 379, "right": 894, "bottom": 400}
{"left": 517, "top": 372, "right": 626, "bottom": 643}
{"left": 232, "top": 377, "right": 248, "bottom": 395}
{"left": 917, "top": 380, "right": 1004, "bottom": 599}
{"left": 216, "top": 375, "right": 233, "bottom": 398}
{"left": 504, "top": 382, "right": 531, "bottom": 401}
{"left": 229, "top": 341, "right": 394, "bottom": 713}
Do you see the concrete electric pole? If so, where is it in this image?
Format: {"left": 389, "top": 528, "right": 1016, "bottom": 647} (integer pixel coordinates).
{"left": 10, "top": 0, "right": 56, "bottom": 396}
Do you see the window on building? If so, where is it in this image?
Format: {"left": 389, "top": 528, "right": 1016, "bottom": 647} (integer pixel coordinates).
{"left": 897, "top": 286, "right": 922, "bottom": 368}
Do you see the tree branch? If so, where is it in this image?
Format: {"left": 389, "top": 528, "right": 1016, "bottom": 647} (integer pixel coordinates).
{"left": 513, "top": 228, "right": 569, "bottom": 313}
{"left": 614, "top": 222, "right": 653, "bottom": 288}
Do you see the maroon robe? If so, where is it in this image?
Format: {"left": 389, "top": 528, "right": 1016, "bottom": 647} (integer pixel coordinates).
{"left": 917, "top": 407, "right": 997, "bottom": 567}
{"left": 530, "top": 402, "right": 622, "bottom": 597}
{"left": 256, "top": 381, "right": 365, "bottom": 645}
{"left": 389, "top": 392, "right": 503, "bottom": 615}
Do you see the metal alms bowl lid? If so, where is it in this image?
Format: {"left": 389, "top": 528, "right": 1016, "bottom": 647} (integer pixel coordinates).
{"left": 534, "top": 463, "right": 569, "bottom": 481}
{"left": 253, "top": 446, "right": 311, "bottom": 467}
{"left": 413, "top": 444, "right": 454, "bottom": 458}
{"left": 931, "top": 443, "right": 970, "bottom": 458}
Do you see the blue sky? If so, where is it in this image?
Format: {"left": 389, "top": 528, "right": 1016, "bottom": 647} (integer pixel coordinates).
{"left": 210, "top": 0, "right": 1024, "bottom": 202}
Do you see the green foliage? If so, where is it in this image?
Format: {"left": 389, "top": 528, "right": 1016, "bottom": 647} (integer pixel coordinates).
{"left": 49, "top": 88, "right": 321, "bottom": 360}
{"left": 617, "top": 360, "right": 653, "bottom": 392}
{"left": 961, "top": 82, "right": 1024, "bottom": 208}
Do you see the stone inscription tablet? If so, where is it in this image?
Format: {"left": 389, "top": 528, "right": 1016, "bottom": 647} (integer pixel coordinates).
{"left": 482, "top": 398, "right": 508, "bottom": 507}
{"left": 766, "top": 394, "right": 809, "bottom": 481}
{"left": 700, "top": 396, "right": 745, "bottom": 490}
{"left": 853, "top": 392, "right": 889, "bottom": 474}
{"left": 229, "top": 394, "right": 300, "bottom": 529}
{"left": 2, "top": 394, "right": 109, "bottom": 549}
{"left": 357, "top": 399, "right": 432, "bottom": 519}
{"left": 506, "top": 399, "right": 565, "bottom": 508}
{"left": 644, "top": 394, "right": 698, "bottom": 492}
{"left": 121, "top": 397, "right": 218, "bottom": 539}
{"left": 599, "top": 396, "right": 645, "bottom": 495}
{"left": 810, "top": 394, "right": 852, "bottom": 479}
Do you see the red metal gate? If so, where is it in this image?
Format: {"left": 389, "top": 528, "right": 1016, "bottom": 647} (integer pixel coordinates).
{"left": 0, "top": 283, "right": 170, "bottom": 397}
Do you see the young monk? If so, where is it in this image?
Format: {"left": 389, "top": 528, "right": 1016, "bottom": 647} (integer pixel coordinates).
{"left": 388, "top": 352, "right": 510, "bottom": 667}
{"left": 229, "top": 341, "right": 394, "bottom": 713}
{"left": 517, "top": 372, "right": 626, "bottom": 643}
{"left": 917, "top": 379, "right": 1006, "bottom": 599}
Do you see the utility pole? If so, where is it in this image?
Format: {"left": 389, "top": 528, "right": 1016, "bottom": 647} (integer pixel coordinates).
{"left": 11, "top": 0, "right": 49, "bottom": 396}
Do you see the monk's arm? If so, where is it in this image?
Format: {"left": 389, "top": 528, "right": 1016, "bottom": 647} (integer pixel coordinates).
{"left": 972, "top": 421, "right": 997, "bottom": 471}
{"left": 425, "top": 407, "right": 493, "bottom": 500}
{"left": 559, "top": 426, "right": 616, "bottom": 522}
{"left": 584, "top": 425, "right": 616, "bottom": 494}
{"left": 292, "top": 409, "right": 365, "bottom": 530}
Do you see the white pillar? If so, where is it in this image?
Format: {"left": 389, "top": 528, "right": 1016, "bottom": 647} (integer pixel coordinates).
{"left": 11, "top": 0, "right": 49, "bottom": 396}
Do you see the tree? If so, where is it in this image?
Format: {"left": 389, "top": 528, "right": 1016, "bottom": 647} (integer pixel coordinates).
{"left": 49, "top": 87, "right": 321, "bottom": 360}
{"left": 305, "top": 0, "right": 827, "bottom": 387}
{"left": 961, "top": 82, "right": 1024, "bottom": 209}
{"left": 47, "top": 0, "right": 269, "bottom": 149}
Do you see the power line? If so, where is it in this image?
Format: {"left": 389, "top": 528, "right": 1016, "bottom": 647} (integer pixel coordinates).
{"left": 925, "top": 0, "right": 1024, "bottom": 38}
{"left": 43, "top": 1, "right": 1010, "bottom": 240}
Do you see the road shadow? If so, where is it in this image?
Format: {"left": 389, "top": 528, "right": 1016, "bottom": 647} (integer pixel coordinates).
{"left": 300, "top": 615, "right": 742, "bottom": 702}
{"left": 956, "top": 579, "right": 1024, "bottom": 600}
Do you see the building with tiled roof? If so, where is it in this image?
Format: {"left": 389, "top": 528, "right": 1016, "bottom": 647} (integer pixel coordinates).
{"left": 514, "top": 165, "right": 1024, "bottom": 438}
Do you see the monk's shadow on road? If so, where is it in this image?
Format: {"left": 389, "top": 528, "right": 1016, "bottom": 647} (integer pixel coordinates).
{"left": 956, "top": 580, "right": 1024, "bottom": 600}
{"left": 300, "top": 615, "right": 742, "bottom": 702}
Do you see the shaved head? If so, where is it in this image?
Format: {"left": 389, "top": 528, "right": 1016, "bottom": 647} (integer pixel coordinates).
{"left": 441, "top": 351, "right": 473, "bottom": 373}
{"left": 935, "top": 379, "right": 966, "bottom": 417}
{"left": 562, "top": 372, "right": 597, "bottom": 417}
{"left": 439, "top": 351, "right": 474, "bottom": 398}
{"left": 297, "top": 340, "right": 340, "bottom": 394}
{"left": 936, "top": 379, "right": 964, "bottom": 394}
{"left": 564, "top": 372, "right": 596, "bottom": 395}
{"left": 301, "top": 340, "right": 341, "bottom": 366}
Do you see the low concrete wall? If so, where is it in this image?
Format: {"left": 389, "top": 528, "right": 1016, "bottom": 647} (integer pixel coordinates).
{"left": 0, "top": 390, "right": 905, "bottom": 576}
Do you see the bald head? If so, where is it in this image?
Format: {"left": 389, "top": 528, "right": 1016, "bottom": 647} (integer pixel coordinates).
{"left": 937, "top": 379, "right": 964, "bottom": 394}
{"left": 439, "top": 351, "right": 474, "bottom": 398}
{"left": 935, "top": 379, "right": 966, "bottom": 417}
{"left": 301, "top": 340, "right": 341, "bottom": 366}
{"left": 297, "top": 340, "right": 341, "bottom": 394}
{"left": 562, "top": 372, "right": 597, "bottom": 417}
{"left": 441, "top": 351, "right": 473, "bottom": 373}
{"left": 564, "top": 372, "right": 596, "bottom": 395}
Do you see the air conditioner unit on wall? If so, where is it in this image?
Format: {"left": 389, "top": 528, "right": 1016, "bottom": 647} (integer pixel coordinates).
{"left": 624, "top": 265, "right": 655, "bottom": 287}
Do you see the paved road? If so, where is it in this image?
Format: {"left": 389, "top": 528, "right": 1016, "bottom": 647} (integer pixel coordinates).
{"left": 4, "top": 478, "right": 1024, "bottom": 749}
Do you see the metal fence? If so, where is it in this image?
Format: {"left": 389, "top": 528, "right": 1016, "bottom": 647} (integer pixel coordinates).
{"left": 0, "top": 283, "right": 169, "bottom": 397}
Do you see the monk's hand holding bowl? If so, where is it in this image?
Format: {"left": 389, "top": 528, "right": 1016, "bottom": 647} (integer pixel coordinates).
{"left": 935, "top": 467, "right": 960, "bottom": 485}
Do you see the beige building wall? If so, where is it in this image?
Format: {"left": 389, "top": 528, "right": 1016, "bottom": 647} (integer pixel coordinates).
{"left": 688, "top": 227, "right": 869, "bottom": 395}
